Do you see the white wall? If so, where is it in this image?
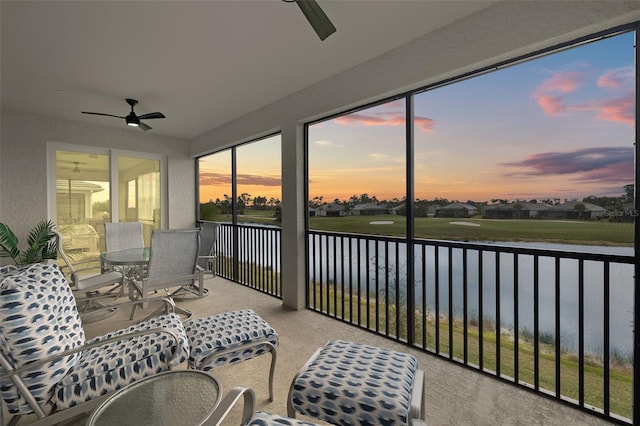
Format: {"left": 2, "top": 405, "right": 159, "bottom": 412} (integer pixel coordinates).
{"left": 0, "top": 109, "right": 195, "bottom": 250}
{"left": 189, "top": 1, "right": 640, "bottom": 309}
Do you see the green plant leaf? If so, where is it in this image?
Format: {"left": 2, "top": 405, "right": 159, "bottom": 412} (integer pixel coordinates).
{"left": 0, "top": 223, "right": 20, "bottom": 264}
{"left": 21, "top": 220, "right": 56, "bottom": 267}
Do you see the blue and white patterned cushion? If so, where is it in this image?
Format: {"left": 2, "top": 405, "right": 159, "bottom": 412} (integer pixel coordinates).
{"left": 55, "top": 312, "right": 189, "bottom": 409}
{"left": 185, "top": 309, "right": 278, "bottom": 370}
{"left": 291, "top": 339, "right": 417, "bottom": 426}
{"left": 0, "top": 262, "right": 191, "bottom": 417}
{"left": 248, "top": 411, "right": 319, "bottom": 425}
{"left": 0, "top": 263, "right": 85, "bottom": 415}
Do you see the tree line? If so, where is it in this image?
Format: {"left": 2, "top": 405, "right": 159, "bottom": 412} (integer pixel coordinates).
{"left": 200, "top": 184, "right": 634, "bottom": 220}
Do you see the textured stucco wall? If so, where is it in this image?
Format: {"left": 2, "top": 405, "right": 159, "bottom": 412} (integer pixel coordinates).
{"left": 0, "top": 109, "right": 195, "bottom": 253}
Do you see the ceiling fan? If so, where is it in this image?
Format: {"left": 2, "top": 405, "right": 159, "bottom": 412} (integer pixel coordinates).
{"left": 284, "top": 0, "right": 336, "bottom": 41}
{"left": 82, "top": 98, "right": 166, "bottom": 131}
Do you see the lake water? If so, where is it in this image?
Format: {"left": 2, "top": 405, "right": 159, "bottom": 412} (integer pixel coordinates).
{"left": 227, "top": 228, "right": 634, "bottom": 355}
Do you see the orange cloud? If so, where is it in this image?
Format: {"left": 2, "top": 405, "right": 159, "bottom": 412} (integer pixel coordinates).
{"left": 199, "top": 172, "right": 230, "bottom": 186}
{"left": 199, "top": 172, "right": 281, "bottom": 187}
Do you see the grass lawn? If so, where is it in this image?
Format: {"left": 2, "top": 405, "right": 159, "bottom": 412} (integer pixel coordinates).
{"left": 309, "top": 282, "right": 633, "bottom": 420}
{"left": 309, "top": 215, "right": 633, "bottom": 246}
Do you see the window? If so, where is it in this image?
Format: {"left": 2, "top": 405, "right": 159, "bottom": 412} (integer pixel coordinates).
{"left": 53, "top": 147, "right": 165, "bottom": 253}
{"left": 198, "top": 134, "right": 282, "bottom": 225}
{"left": 308, "top": 99, "right": 407, "bottom": 236}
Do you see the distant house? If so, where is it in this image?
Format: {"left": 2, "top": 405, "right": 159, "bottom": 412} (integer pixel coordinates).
{"left": 352, "top": 203, "right": 387, "bottom": 216}
{"left": 317, "top": 203, "right": 348, "bottom": 217}
{"left": 426, "top": 204, "right": 441, "bottom": 217}
{"left": 483, "top": 202, "right": 551, "bottom": 219}
{"left": 390, "top": 204, "right": 405, "bottom": 215}
{"left": 536, "top": 201, "right": 606, "bottom": 220}
{"left": 436, "top": 202, "right": 477, "bottom": 218}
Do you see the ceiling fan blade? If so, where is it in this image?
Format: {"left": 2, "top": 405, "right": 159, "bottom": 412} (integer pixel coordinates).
{"left": 296, "top": 0, "right": 336, "bottom": 41}
{"left": 81, "top": 112, "right": 125, "bottom": 119}
{"left": 137, "top": 112, "right": 166, "bottom": 120}
{"left": 139, "top": 121, "right": 152, "bottom": 131}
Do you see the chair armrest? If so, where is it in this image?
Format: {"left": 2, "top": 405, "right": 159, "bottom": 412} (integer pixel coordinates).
{"left": 0, "top": 325, "right": 184, "bottom": 382}
{"left": 203, "top": 386, "right": 255, "bottom": 426}
{"left": 411, "top": 368, "right": 426, "bottom": 421}
{"left": 287, "top": 346, "right": 324, "bottom": 418}
{"left": 74, "top": 295, "right": 178, "bottom": 318}
{"left": 133, "top": 270, "right": 203, "bottom": 293}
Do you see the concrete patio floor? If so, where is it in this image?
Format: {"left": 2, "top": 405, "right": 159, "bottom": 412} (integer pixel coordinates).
{"left": 86, "top": 275, "right": 615, "bottom": 426}
{"left": 6, "top": 274, "right": 615, "bottom": 425}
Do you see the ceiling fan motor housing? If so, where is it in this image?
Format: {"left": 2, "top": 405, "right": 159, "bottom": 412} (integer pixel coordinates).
{"left": 125, "top": 113, "right": 140, "bottom": 127}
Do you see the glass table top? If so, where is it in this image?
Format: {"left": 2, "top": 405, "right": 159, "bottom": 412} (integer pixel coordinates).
{"left": 88, "top": 370, "right": 221, "bottom": 426}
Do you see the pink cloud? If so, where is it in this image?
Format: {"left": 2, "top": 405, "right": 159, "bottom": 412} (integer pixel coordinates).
{"left": 598, "top": 67, "right": 633, "bottom": 89}
{"left": 537, "top": 71, "right": 585, "bottom": 94}
{"left": 533, "top": 71, "right": 585, "bottom": 116}
{"left": 595, "top": 92, "right": 634, "bottom": 126}
{"left": 415, "top": 117, "right": 435, "bottom": 132}
{"left": 536, "top": 95, "right": 566, "bottom": 115}
{"left": 333, "top": 113, "right": 434, "bottom": 131}
{"left": 532, "top": 68, "right": 634, "bottom": 127}
{"left": 334, "top": 113, "right": 400, "bottom": 126}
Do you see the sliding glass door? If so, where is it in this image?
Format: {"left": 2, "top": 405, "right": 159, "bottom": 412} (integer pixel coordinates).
{"left": 52, "top": 146, "right": 165, "bottom": 255}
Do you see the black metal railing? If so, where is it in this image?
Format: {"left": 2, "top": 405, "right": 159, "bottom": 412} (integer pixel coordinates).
{"left": 307, "top": 230, "right": 635, "bottom": 424}
{"left": 213, "top": 222, "right": 281, "bottom": 297}
{"left": 211, "top": 222, "right": 634, "bottom": 422}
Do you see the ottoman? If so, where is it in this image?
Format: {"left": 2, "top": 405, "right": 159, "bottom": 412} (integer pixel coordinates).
{"left": 184, "top": 309, "right": 279, "bottom": 401}
{"left": 287, "top": 339, "right": 426, "bottom": 425}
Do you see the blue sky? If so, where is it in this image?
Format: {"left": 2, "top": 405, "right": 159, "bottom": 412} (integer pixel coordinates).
{"left": 308, "top": 30, "right": 634, "bottom": 203}
{"left": 200, "top": 31, "right": 635, "bottom": 205}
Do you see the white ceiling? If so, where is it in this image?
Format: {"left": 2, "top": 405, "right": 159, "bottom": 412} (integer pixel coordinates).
{"left": 1, "top": 0, "right": 498, "bottom": 140}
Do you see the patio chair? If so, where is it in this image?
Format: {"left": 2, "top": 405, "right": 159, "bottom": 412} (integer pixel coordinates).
{"left": 197, "top": 222, "right": 218, "bottom": 274}
{"left": 104, "top": 222, "right": 144, "bottom": 252}
{"left": 129, "top": 228, "right": 203, "bottom": 320}
{"left": 171, "top": 222, "right": 218, "bottom": 299}
{"left": 103, "top": 222, "right": 146, "bottom": 290}
{"left": 54, "top": 230, "right": 125, "bottom": 323}
{"left": 0, "top": 262, "right": 189, "bottom": 426}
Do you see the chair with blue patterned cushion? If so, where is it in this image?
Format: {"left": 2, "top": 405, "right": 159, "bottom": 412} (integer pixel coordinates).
{"left": 287, "top": 339, "right": 426, "bottom": 426}
{"left": 0, "top": 262, "right": 190, "bottom": 426}
{"left": 184, "top": 309, "right": 279, "bottom": 401}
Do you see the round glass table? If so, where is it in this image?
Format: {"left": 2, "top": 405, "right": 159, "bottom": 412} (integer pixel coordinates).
{"left": 87, "top": 370, "right": 222, "bottom": 426}
{"left": 100, "top": 247, "right": 150, "bottom": 267}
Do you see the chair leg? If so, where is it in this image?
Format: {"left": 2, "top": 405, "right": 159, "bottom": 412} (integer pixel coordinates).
{"left": 267, "top": 343, "right": 277, "bottom": 402}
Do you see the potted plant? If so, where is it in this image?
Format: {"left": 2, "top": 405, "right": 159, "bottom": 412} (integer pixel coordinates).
{"left": 0, "top": 220, "right": 57, "bottom": 267}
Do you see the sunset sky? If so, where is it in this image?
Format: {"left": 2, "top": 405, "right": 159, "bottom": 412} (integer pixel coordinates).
{"left": 201, "top": 30, "right": 634, "bottom": 205}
